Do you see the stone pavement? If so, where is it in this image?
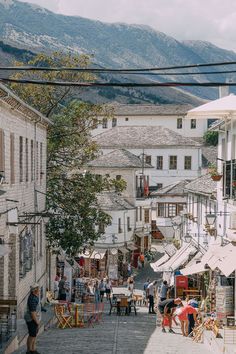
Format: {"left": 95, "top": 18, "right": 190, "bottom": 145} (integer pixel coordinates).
{"left": 14, "top": 305, "right": 211, "bottom": 354}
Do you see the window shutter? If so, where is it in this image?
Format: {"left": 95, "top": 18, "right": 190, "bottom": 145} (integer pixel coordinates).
{"left": 0, "top": 129, "right": 5, "bottom": 174}
{"left": 10, "top": 133, "right": 15, "bottom": 184}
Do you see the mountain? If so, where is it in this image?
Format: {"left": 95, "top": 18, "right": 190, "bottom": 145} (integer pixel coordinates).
{"left": 1, "top": 0, "right": 236, "bottom": 104}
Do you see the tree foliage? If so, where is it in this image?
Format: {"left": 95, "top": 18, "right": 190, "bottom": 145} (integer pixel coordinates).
{"left": 11, "top": 52, "right": 125, "bottom": 256}
{"left": 203, "top": 131, "right": 219, "bottom": 146}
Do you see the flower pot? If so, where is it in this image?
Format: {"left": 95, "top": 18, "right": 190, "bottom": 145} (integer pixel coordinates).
{"left": 232, "top": 181, "right": 236, "bottom": 187}
{"left": 211, "top": 175, "right": 222, "bottom": 181}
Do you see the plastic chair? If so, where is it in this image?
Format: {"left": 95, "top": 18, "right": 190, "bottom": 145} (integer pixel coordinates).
{"left": 84, "top": 303, "right": 95, "bottom": 327}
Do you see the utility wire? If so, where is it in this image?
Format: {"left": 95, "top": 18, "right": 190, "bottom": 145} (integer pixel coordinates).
{"left": 2, "top": 60, "right": 236, "bottom": 72}
{"left": 2, "top": 77, "right": 236, "bottom": 87}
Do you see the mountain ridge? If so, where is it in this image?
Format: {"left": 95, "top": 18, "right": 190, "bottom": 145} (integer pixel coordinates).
{"left": 1, "top": 0, "right": 236, "bottom": 104}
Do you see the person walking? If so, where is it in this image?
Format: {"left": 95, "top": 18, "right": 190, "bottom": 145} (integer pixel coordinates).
{"left": 105, "top": 278, "right": 112, "bottom": 301}
{"left": 99, "top": 279, "right": 106, "bottom": 302}
{"left": 24, "top": 284, "right": 41, "bottom": 354}
{"left": 58, "top": 276, "right": 68, "bottom": 301}
{"left": 143, "top": 278, "right": 150, "bottom": 306}
{"left": 159, "top": 280, "right": 169, "bottom": 301}
{"left": 139, "top": 253, "right": 145, "bottom": 268}
{"left": 158, "top": 298, "right": 182, "bottom": 333}
{"left": 147, "top": 280, "right": 157, "bottom": 314}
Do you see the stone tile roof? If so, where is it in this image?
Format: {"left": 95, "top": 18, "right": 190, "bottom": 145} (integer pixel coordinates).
{"left": 97, "top": 192, "right": 134, "bottom": 211}
{"left": 201, "top": 146, "right": 218, "bottom": 167}
{"left": 94, "top": 126, "right": 201, "bottom": 149}
{"left": 184, "top": 173, "right": 217, "bottom": 196}
{"left": 112, "top": 104, "right": 194, "bottom": 116}
{"left": 151, "top": 180, "right": 191, "bottom": 196}
{"left": 89, "top": 149, "right": 153, "bottom": 169}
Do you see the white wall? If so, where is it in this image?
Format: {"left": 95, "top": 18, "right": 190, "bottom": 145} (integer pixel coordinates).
{"left": 93, "top": 115, "right": 208, "bottom": 138}
{"left": 95, "top": 208, "right": 136, "bottom": 247}
{"left": 100, "top": 147, "right": 202, "bottom": 187}
{"left": 0, "top": 101, "right": 48, "bottom": 317}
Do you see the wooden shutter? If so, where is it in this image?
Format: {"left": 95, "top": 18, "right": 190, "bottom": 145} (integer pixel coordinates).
{"left": 10, "top": 133, "right": 15, "bottom": 184}
{"left": 0, "top": 129, "right": 5, "bottom": 174}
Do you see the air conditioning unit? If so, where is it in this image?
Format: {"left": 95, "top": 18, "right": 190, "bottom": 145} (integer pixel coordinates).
{"left": 230, "top": 212, "right": 236, "bottom": 229}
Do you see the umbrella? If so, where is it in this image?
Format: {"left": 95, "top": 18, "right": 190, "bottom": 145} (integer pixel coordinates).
{"left": 187, "top": 94, "right": 236, "bottom": 119}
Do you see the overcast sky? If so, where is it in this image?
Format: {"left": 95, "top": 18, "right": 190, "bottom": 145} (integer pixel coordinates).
{"left": 19, "top": 0, "right": 236, "bottom": 52}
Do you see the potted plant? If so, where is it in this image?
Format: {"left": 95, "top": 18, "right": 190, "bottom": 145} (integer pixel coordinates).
{"left": 208, "top": 164, "right": 222, "bottom": 181}
{"left": 232, "top": 180, "right": 236, "bottom": 188}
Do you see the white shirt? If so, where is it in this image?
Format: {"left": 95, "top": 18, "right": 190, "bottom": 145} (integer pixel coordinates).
{"left": 147, "top": 282, "right": 155, "bottom": 296}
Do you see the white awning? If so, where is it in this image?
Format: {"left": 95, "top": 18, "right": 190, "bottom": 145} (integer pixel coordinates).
{"left": 158, "top": 226, "right": 174, "bottom": 239}
{"left": 218, "top": 244, "right": 236, "bottom": 277}
{"left": 118, "top": 247, "right": 129, "bottom": 254}
{"left": 208, "top": 243, "right": 236, "bottom": 277}
{"left": 154, "top": 243, "right": 197, "bottom": 273}
{"left": 150, "top": 253, "right": 169, "bottom": 272}
{"left": 180, "top": 252, "right": 206, "bottom": 276}
{"left": 0, "top": 245, "right": 10, "bottom": 257}
{"left": 181, "top": 244, "right": 236, "bottom": 277}
{"left": 127, "top": 243, "right": 137, "bottom": 251}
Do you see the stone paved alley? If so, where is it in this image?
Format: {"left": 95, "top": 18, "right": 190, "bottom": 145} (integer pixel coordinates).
{"left": 14, "top": 305, "right": 210, "bottom": 354}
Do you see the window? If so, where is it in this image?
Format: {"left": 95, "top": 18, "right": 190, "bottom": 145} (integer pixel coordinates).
{"left": 184, "top": 156, "right": 192, "bottom": 170}
{"left": 40, "top": 142, "right": 43, "bottom": 181}
{"left": 0, "top": 129, "right": 5, "bottom": 177}
{"left": 125, "top": 117, "right": 129, "bottom": 121}
{"left": 156, "top": 183, "right": 163, "bottom": 190}
{"left": 168, "top": 204, "right": 177, "bottom": 217}
{"left": 118, "top": 218, "right": 122, "bottom": 233}
{"left": 112, "top": 118, "right": 117, "bottom": 127}
{"left": 25, "top": 138, "right": 29, "bottom": 182}
{"left": 136, "top": 208, "right": 138, "bottom": 222}
{"left": 156, "top": 156, "right": 163, "bottom": 170}
{"left": 39, "top": 221, "right": 43, "bottom": 257}
{"left": 19, "top": 230, "right": 33, "bottom": 278}
{"left": 19, "top": 136, "right": 23, "bottom": 182}
{"left": 127, "top": 217, "right": 132, "bottom": 231}
{"left": 139, "top": 207, "right": 142, "bottom": 221}
{"left": 31, "top": 140, "right": 34, "bottom": 181}
{"left": 191, "top": 119, "right": 196, "bottom": 129}
{"left": 145, "top": 155, "right": 152, "bottom": 165}
{"left": 102, "top": 118, "right": 108, "bottom": 128}
{"left": 177, "top": 118, "right": 182, "bottom": 129}
{"left": 158, "top": 203, "right": 165, "bottom": 217}
{"left": 10, "top": 133, "right": 15, "bottom": 184}
{"left": 169, "top": 156, "right": 177, "bottom": 170}
{"left": 116, "top": 175, "right": 122, "bottom": 181}
{"left": 99, "top": 223, "right": 105, "bottom": 233}
{"left": 144, "top": 209, "right": 150, "bottom": 223}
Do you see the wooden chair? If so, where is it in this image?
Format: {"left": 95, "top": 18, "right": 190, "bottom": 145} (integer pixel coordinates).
{"left": 118, "top": 297, "right": 128, "bottom": 315}
{"left": 54, "top": 304, "right": 72, "bottom": 329}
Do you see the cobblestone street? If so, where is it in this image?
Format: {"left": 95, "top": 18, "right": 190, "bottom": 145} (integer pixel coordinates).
{"left": 14, "top": 305, "right": 210, "bottom": 354}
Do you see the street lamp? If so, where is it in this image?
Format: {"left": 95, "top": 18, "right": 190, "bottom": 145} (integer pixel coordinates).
{"left": 205, "top": 213, "right": 217, "bottom": 226}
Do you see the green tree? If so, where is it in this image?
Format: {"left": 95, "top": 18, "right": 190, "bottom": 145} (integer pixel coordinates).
{"left": 203, "top": 131, "right": 219, "bottom": 146}
{"left": 11, "top": 52, "right": 124, "bottom": 256}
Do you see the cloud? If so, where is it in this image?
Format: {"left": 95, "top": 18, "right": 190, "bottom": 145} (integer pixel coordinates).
{"left": 18, "top": 0, "right": 236, "bottom": 51}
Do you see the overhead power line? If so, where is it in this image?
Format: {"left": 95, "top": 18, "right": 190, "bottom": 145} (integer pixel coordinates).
{"left": 1, "top": 60, "right": 236, "bottom": 72}
{"left": 1, "top": 77, "right": 236, "bottom": 87}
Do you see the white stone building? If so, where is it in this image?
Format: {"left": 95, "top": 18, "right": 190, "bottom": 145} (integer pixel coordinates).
{"left": 93, "top": 126, "right": 202, "bottom": 189}
{"left": 0, "top": 84, "right": 52, "bottom": 323}
{"left": 150, "top": 180, "right": 190, "bottom": 240}
{"left": 93, "top": 104, "right": 209, "bottom": 138}
{"left": 88, "top": 149, "right": 154, "bottom": 252}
